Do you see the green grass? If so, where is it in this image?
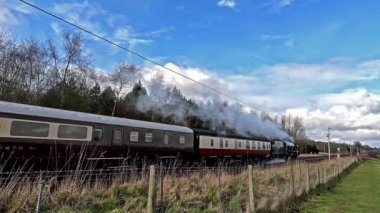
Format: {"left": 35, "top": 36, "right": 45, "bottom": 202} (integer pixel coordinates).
{"left": 300, "top": 159, "right": 380, "bottom": 213}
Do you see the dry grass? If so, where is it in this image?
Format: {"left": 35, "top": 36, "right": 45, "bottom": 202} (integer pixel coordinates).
{"left": 0, "top": 157, "right": 358, "bottom": 212}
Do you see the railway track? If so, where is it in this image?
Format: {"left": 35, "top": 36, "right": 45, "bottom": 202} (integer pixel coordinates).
{"left": 299, "top": 153, "right": 351, "bottom": 162}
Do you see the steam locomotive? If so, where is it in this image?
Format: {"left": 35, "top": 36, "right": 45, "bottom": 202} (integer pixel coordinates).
{"left": 0, "top": 101, "right": 298, "bottom": 167}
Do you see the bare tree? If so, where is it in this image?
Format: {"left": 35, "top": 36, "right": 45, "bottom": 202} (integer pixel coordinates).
{"left": 0, "top": 32, "right": 50, "bottom": 104}
{"left": 110, "top": 62, "right": 140, "bottom": 116}
{"left": 47, "top": 30, "right": 91, "bottom": 108}
{"left": 281, "top": 114, "right": 307, "bottom": 140}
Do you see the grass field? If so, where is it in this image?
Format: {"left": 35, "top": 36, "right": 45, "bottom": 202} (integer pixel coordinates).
{"left": 301, "top": 159, "right": 380, "bottom": 213}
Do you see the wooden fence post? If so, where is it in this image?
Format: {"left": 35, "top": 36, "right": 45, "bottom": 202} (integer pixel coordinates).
{"left": 160, "top": 164, "right": 164, "bottom": 213}
{"left": 306, "top": 163, "right": 310, "bottom": 193}
{"left": 248, "top": 165, "right": 255, "bottom": 213}
{"left": 290, "top": 163, "right": 295, "bottom": 197}
{"left": 317, "top": 165, "right": 320, "bottom": 186}
{"left": 35, "top": 178, "right": 45, "bottom": 213}
{"left": 218, "top": 165, "right": 223, "bottom": 211}
{"left": 298, "top": 161, "right": 302, "bottom": 184}
{"left": 147, "top": 165, "right": 156, "bottom": 213}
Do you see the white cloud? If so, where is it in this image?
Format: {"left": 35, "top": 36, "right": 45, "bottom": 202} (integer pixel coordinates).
{"left": 0, "top": 0, "right": 18, "bottom": 27}
{"left": 14, "top": 2, "right": 32, "bottom": 14}
{"left": 51, "top": 2, "right": 154, "bottom": 51}
{"left": 145, "top": 26, "right": 174, "bottom": 37}
{"left": 112, "top": 27, "right": 153, "bottom": 51}
{"left": 261, "top": 0, "right": 295, "bottom": 11}
{"left": 278, "top": 0, "right": 295, "bottom": 8}
{"left": 139, "top": 60, "right": 380, "bottom": 146}
{"left": 50, "top": 22, "right": 62, "bottom": 35}
{"left": 260, "top": 34, "right": 294, "bottom": 48}
{"left": 286, "top": 88, "right": 380, "bottom": 146}
{"left": 142, "top": 63, "right": 229, "bottom": 103}
{"left": 256, "top": 60, "right": 380, "bottom": 93}
{"left": 51, "top": 1, "right": 109, "bottom": 38}
{"left": 114, "top": 28, "right": 133, "bottom": 41}
{"left": 217, "top": 0, "right": 237, "bottom": 8}
{"left": 141, "top": 59, "right": 380, "bottom": 112}
{"left": 129, "top": 38, "right": 153, "bottom": 49}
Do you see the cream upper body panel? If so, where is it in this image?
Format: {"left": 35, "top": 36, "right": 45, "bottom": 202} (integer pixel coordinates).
{"left": 0, "top": 117, "right": 92, "bottom": 141}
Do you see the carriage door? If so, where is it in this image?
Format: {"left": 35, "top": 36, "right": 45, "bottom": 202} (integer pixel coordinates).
{"left": 111, "top": 129, "right": 123, "bottom": 156}
{"left": 163, "top": 132, "right": 170, "bottom": 149}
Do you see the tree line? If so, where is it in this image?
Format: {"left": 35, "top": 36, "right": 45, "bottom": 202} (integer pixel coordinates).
{"left": 0, "top": 29, "right": 236, "bottom": 132}
{"left": 1, "top": 29, "right": 369, "bottom": 153}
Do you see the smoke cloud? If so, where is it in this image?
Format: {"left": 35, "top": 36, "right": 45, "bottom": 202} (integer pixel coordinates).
{"left": 134, "top": 69, "right": 293, "bottom": 141}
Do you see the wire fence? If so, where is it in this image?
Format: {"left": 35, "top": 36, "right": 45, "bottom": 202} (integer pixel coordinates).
{"left": 0, "top": 156, "right": 361, "bottom": 212}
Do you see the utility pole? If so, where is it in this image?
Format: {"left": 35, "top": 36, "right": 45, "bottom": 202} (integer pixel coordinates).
{"left": 357, "top": 144, "right": 359, "bottom": 156}
{"left": 327, "top": 127, "right": 332, "bottom": 160}
{"left": 350, "top": 139, "right": 352, "bottom": 156}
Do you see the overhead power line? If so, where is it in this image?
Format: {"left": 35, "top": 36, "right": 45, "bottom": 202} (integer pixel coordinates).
{"left": 20, "top": 0, "right": 269, "bottom": 114}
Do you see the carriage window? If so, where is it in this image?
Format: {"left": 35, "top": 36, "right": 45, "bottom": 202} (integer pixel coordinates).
{"left": 145, "top": 132, "right": 153, "bottom": 143}
{"left": 220, "top": 138, "right": 223, "bottom": 148}
{"left": 235, "top": 140, "right": 238, "bottom": 149}
{"left": 58, "top": 125, "right": 87, "bottom": 139}
{"left": 246, "top": 141, "right": 250, "bottom": 149}
{"left": 112, "top": 129, "right": 122, "bottom": 144}
{"left": 10, "top": 120, "right": 49, "bottom": 137}
{"left": 210, "top": 139, "right": 214, "bottom": 147}
{"left": 225, "top": 140, "right": 229, "bottom": 147}
{"left": 179, "top": 136, "right": 185, "bottom": 144}
{"left": 130, "top": 131, "right": 139, "bottom": 142}
{"left": 239, "top": 141, "right": 242, "bottom": 148}
{"left": 93, "top": 128, "right": 103, "bottom": 142}
{"left": 164, "top": 133, "right": 169, "bottom": 145}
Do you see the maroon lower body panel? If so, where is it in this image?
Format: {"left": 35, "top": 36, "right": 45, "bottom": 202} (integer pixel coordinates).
{"left": 199, "top": 148, "right": 270, "bottom": 157}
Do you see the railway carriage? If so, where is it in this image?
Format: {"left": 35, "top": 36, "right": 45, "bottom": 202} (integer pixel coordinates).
{"left": 193, "top": 129, "right": 271, "bottom": 158}
{"left": 0, "top": 101, "right": 298, "bottom": 168}
{"left": 0, "top": 101, "right": 194, "bottom": 162}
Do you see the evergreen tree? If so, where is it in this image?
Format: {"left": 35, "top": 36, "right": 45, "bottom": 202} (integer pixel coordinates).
{"left": 89, "top": 83, "right": 101, "bottom": 114}
{"left": 99, "top": 86, "right": 116, "bottom": 116}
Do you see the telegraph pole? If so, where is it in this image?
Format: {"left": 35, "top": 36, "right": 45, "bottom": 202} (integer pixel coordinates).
{"left": 327, "top": 127, "right": 332, "bottom": 160}
{"left": 357, "top": 144, "right": 359, "bottom": 156}
{"left": 350, "top": 139, "right": 352, "bottom": 156}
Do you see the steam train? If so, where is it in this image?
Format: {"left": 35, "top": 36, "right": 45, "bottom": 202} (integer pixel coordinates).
{"left": 0, "top": 101, "right": 298, "bottom": 167}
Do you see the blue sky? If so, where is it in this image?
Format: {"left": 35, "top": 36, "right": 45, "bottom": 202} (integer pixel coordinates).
{"left": 9, "top": 0, "right": 380, "bottom": 72}
{"left": 2, "top": 0, "right": 380, "bottom": 145}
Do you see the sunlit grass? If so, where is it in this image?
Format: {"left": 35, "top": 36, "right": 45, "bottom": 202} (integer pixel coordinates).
{"left": 300, "top": 159, "right": 380, "bottom": 213}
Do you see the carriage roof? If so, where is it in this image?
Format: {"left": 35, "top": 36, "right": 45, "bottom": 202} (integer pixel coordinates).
{"left": 0, "top": 101, "right": 193, "bottom": 134}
